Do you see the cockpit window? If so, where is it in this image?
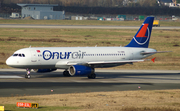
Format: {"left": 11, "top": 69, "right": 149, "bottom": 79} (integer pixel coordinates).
{"left": 13, "top": 53, "right": 25, "bottom": 57}
{"left": 13, "top": 54, "right": 18, "bottom": 56}
{"left": 22, "top": 54, "right": 25, "bottom": 57}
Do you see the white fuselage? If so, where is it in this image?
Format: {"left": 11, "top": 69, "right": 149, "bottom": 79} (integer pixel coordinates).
{"left": 6, "top": 47, "right": 156, "bottom": 69}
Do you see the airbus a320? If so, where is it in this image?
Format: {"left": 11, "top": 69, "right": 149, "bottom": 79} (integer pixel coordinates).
{"left": 6, "top": 17, "right": 168, "bottom": 79}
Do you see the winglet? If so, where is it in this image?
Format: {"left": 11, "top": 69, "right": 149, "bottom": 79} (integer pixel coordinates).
{"left": 151, "top": 57, "right": 156, "bottom": 62}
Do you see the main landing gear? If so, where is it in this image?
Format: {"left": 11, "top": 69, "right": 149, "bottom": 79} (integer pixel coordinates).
{"left": 88, "top": 67, "right": 96, "bottom": 79}
{"left": 87, "top": 73, "right": 96, "bottom": 79}
{"left": 25, "top": 69, "right": 31, "bottom": 79}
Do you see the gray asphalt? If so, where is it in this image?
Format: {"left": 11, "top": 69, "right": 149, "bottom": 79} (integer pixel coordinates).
{"left": 0, "top": 24, "right": 180, "bottom": 29}
{"left": 0, "top": 69, "right": 180, "bottom": 97}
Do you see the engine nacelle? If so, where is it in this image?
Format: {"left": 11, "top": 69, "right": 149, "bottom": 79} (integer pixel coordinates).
{"left": 33, "top": 69, "right": 57, "bottom": 73}
{"left": 69, "top": 65, "right": 94, "bottom": 76}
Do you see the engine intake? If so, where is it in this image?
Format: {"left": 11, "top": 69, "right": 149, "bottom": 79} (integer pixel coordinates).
{"left": 69, "top": 65, "right": 94, "bottom": 76}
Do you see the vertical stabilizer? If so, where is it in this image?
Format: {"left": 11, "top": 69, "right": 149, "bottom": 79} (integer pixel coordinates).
{"left": 125, "top": 17, "right": 154, "bottom": 48}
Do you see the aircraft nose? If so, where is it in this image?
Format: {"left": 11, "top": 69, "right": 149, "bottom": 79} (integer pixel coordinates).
{"left": 6, "top": 57, "right": 16, "bottom": 66}
{"left": 6, "top": 57, "right": 12, "bottom": 66}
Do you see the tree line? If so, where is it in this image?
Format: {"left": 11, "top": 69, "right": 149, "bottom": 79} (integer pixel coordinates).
{"left": 0, "top": 0, "right": 180, "bottom": 16}
{"left": 56, "top": 6, "right": 180, "bottom": 16}
{"left": 1, "top": 0, "right": 158, "bottom": 7}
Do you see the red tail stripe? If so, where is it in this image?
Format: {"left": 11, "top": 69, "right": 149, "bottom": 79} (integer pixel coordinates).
{"left": 136, "top": 24, "right": 148, "bottom": 38}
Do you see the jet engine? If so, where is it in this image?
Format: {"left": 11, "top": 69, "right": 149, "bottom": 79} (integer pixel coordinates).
{"left": 33, "top": 69, "right": 57, "bottom": 73}
{"left": 69, "top": 65, "right": 94, "bottom": 76}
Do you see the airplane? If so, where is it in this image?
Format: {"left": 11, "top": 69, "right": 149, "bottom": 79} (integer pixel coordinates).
{"left": 6, "top": 16, "right": 168, "bottom": 79}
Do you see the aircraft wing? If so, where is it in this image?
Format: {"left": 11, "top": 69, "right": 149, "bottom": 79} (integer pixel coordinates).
{"left": 66, "top": 59, "right": 145, "bottom": 65}
{"left": 87, "top": 60, "right": 145, "bottom": 64}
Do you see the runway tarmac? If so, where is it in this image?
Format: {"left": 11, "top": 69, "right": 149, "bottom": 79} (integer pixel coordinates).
{"left": 0, "top": 69, "right": 180, "bottom": 97}
{"left": 0, "top": 24, "right": 180, "bottom": 29}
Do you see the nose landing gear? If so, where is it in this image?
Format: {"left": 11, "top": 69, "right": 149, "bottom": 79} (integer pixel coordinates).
{"left": 25, "top": 69, "right": 31, "bottom": 79}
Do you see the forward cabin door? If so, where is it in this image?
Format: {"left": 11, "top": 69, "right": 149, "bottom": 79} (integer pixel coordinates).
{"left": 30, "top": 50, "right": 38, "bottom": 62}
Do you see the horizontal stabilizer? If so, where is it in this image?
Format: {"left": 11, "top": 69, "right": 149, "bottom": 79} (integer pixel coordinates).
{"left": 141, "top": 51, "right": 172, "bottom": 55}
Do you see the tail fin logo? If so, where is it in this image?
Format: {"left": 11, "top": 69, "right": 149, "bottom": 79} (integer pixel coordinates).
{"left": 133, "top": 23, "right": 150, "bottom": 45}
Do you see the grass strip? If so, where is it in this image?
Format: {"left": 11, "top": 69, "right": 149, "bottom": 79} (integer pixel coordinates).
{"left": 1, "top": 90, "right": 180, "bottom": 111}
{"left": 0, "top": 19, "right": 180, "bottom": 26}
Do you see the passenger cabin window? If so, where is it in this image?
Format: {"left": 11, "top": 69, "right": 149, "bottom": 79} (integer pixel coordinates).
{"left": 83, "top": 53, "right": 126, "bottom": 57}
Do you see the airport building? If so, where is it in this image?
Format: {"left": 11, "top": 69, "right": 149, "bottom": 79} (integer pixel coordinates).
{"left": 17, "top": 4, "right": 65, "bottom": 20}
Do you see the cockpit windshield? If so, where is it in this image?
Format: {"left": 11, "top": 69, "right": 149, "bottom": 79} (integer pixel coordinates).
{"left": 13, "top": 53, "right": 25, "bottom": 57}
{"left": 13, "top": 54, "right": 18, "bottom": 56}
{"left": 22, "top": 54, "right": 25, "bottom": 57}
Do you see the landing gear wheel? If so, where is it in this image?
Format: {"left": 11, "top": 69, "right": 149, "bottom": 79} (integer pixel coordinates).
{"left": 63, "top": 71, "right": 71, "bottom": 77}
{"left": 25, "top": 69, "right": 31, "bottom": 79}
{"left": 25, "top": 74, "right": 28, "bottom": 78}
{"left": 25, "top": 74, "right": 31, "bottom": 79}
{"left": 88, "top": 74, "right": 96, "bottom": 79}
{"left": 27, "top": 74, "right": 31, "bottom": 79}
